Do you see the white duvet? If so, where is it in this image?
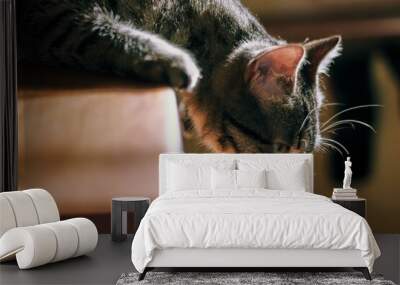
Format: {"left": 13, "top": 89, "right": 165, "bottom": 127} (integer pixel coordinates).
{"left": 131, "top": 190, "right": 380, "bottom": 273}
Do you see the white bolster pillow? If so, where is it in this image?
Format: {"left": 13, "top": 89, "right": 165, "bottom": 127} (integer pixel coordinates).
{"left": 24, "top": 189, "right": 60, "bottom": 224}
{"left": 0, "top": 218, "right": 98, "bottom": 269}
{"left": 0, "top": 196, "right": 17, "bottom": 237}
{"left": 0, "top": 189, "right": 60, "bottom": 238}
{"left": 64, "top": 218, "right": 98, "bottom": 257}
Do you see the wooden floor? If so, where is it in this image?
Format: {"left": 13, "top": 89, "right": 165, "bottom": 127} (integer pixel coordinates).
{"left": 0, "top": 234, "right": 398, "bottom": 285}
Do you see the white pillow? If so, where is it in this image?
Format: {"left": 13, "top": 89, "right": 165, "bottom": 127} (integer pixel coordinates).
{"left": 167, "top": 163, "right": 210, "bottom": 191}
{"left": 266, "top": 164, "right": 307, "bottom": 191}
{"left": 167, "top": 158, "right": 236, "bottom": 170}
{"left": 236, "top": 169, "right": 267, "bottom": 189}
{"left": 238, "top": 159, "right": 309, "bottom": 191}
{"left": 166, "top": 159, "right": 236, "bottom": 192}
{"left": 211, "top": 169, "right": 267, "bottom": 190}
{"left": 211, "top": 169, "right": 236, "bottom": 190}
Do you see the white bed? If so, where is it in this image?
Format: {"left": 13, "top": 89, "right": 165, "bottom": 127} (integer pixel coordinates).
{"left": 131, "top": 154, "right": 380, "bottom": 280}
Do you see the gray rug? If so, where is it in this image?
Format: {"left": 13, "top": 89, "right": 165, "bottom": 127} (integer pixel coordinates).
{"left": 116, "top": 272, "right": 396, "bottom": 285}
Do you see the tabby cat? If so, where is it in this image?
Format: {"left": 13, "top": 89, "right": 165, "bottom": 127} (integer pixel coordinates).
{"left": 19, "top": 0, "right": 342, "bottom": 153}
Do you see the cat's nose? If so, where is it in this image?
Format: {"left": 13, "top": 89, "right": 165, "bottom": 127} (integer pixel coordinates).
{"left": 272, "top": 141, "right": 291, "bottom": 153}
{"left": 288, "top": 137, "right": 307, "bottom": 153}
{"left": 289, "top": 140, "right": 307, "bottom": 153}
{"left": 289, "top": 146, "right": 303, "bottom": 153}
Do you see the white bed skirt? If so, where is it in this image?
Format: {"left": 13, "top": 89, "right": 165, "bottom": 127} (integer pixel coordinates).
{"left": 148, "top": 248, "right": 366, "bottom": 268}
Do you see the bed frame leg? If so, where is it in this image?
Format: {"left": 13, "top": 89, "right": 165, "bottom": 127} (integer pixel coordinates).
{"left": 354, "top": 267, "right": 371, "bottom": 280}
{"left": 138, "top": 268, "right": 148, "bottom": 281}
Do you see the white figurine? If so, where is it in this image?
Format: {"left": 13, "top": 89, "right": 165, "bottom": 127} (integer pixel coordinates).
{"left": 343, "top": 157, "right": 353, "bottom": 189}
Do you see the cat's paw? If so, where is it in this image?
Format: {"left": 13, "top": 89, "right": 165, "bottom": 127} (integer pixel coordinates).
{"left": 168, "top": 54, "right": 201, "bottom": 91}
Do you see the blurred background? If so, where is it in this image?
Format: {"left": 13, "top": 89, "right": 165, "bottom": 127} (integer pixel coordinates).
{"left": 18, "top": 0, "right": 400, "bottom": 233}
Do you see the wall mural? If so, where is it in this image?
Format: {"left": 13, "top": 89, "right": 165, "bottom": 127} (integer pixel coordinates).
{"left": 16, "top": 1, "right": 399, "bottom": 233}
{"left": 18, "top": 0, "right": 345, "bottom": 154}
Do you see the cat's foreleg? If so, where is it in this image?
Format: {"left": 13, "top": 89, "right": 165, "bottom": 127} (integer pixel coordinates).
{"left": 83, "top": 4, "right": 201, "bottom": 90}
{"left": 32, "top": 2, "right": 200, "bottom": 90}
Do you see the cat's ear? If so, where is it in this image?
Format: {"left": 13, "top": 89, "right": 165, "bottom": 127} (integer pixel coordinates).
{"left": 245, "top": 45, "right": 304, "bottom": 96}
{"left": 303, "top": 35, "right": 342, "bottom": 77}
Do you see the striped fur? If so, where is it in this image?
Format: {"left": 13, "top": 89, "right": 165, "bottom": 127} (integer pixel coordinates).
{"left": 19, "top": 0, "right": 341, "bottom": 153}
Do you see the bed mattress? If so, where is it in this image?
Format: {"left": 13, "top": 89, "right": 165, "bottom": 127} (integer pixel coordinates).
{"left": 131, "top": 190, "right": 380, "bottom": 273}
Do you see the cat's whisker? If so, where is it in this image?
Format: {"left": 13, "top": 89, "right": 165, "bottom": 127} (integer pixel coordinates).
{"left": 320, "top": 141, "right": 344, "bottom": 156}
{"left": 325, "top": 126, "right": 354, "bottom": 135}
{"left": 321, "top": 119, "right": 376, "bottom": 134}
{"left": 297, "top": 103, "right": 342, "bottom": 136}
{"left": 320, "top": 137, "right": 349, "bottom": 155}
{"left": 320, "top": 104, "right": 382, "bottom": 129}
{"left": 320, "top": 145, "right": 329, "bottom": 153}
{"left": 304, "top": 126, "right": 312, "bottom": 134}
{"left": 327, "top": 127, "right": 349, "bottom": 135}
{"left": 315, "top": 144, "right": 327, "bottom": 153}
{"left": 316, "top": 140, "right": 332, "bottom": 153}
{"left": 318, "top": 142, "right": 332, "bottom": 154}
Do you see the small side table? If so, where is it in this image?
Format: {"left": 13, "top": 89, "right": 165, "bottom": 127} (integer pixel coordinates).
{"left": 111, "top": 197, "right": 150, "bottom": 242}
{"left": 332, "top": 198, "right": 366, "bottom": 218}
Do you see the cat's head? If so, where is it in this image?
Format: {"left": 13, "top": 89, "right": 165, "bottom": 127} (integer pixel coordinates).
{"left": 197, "top": 35, "right": 342, "bottom": 153}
